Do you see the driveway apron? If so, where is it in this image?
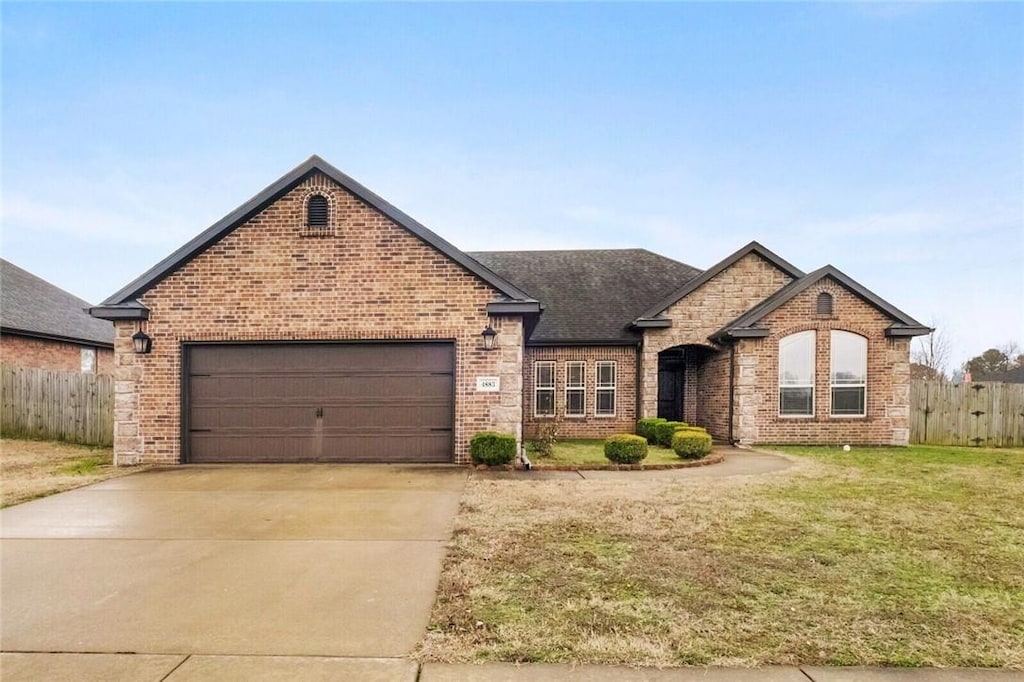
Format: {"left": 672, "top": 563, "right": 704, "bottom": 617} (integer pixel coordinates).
{"left": 0, "top": 465, "right": 467, "bottom": 658}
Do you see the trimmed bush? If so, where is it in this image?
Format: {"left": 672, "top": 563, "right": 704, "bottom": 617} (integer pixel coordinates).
{"left": 671, "top": 429, "right": 713, "bottom": 459}
{"left": 470, "top": 431, "right": 517, "bottom": 466}
{"left": 636, "top": 418, "right": 667, "bottom": 443}
{"left": 654, "top": 421, "right": 689, "bottom": 447}
{"left": 604, "top": 434, "right": 648, "bottom": 464}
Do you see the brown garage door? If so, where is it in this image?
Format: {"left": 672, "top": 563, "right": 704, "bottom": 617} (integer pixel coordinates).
{"left": 185, "top": 342, "right": 454, "bottom": 463}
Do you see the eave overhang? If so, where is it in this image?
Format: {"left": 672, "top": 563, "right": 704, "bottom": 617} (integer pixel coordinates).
{"left": 632, "top": 317, "right": 672, "bottom": 329}
{"left": 885, "top": 324, "right": 933, "bottom": 338}
{"left": 88, "top": 301, "right": 150, "bottom": 321}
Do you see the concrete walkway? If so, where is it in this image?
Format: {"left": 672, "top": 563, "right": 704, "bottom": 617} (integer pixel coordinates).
{"left": 1, "top": 656, "right": 1020, "bottom": 681}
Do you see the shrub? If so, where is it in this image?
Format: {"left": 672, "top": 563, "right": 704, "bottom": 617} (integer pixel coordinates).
{"left": 604, "top": 434, "right": 648, "bottom": 464}
{"left": 530, "top": 419, "right": 561, "bottom": 457}
{"left": 654, "top": 421, "right": 689, "bottom": 447}
{"left": 636, "top": 418, "right": 667, "bottom": 443}
{"left": 470, "top": 432, "right": 517, "bottom": 466}
{"left": 672, "top": 430, "right": 713, "bottom": 459}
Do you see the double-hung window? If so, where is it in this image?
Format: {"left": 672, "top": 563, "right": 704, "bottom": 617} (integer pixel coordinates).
{"left": 830, "top": 331, "right": 867, "bottom": 416}
{"left": 779, "top": 330, "right": 815, "bottom": 416}
{"left": 534, "top": 361, "right": 555, "bottom": 417}
{"left": 565, "top": 361, "right": 585, "bottom": 417}
{"left": 595, "top": 361, "right": 616, "bottom": 416}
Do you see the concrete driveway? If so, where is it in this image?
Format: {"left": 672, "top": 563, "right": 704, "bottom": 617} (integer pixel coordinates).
{"left": 1, "top": 464, "right": 467, "bottom": 679}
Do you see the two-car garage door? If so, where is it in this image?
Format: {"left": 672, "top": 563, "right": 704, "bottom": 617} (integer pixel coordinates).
{"left": 184, "top": 342, "right": 454, "bottom": 463}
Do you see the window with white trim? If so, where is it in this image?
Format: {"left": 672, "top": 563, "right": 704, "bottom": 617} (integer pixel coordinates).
{"left": 534, "top": 361, "right": 555, "bottom": 417}
{"left": 565, "top": 361, "right": 585, "bottom": 417}
{"left": 779, "top": 330, "right": 815, "bottom": 416}
{"left": 595, "top": 361, "right": 616, "bottom": 416}
{"left": 80, "top": 348, "right": 96, "bottom": 373}
{"left": 831, "top": 331, "right": 867, "bottom": 416}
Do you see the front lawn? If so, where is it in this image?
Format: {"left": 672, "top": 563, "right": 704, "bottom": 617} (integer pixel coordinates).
{"left": 527, "top": 438, "right": 686, "bottom": 467}
{"left": 419, "top": 445, "right": 1024, "bottom": 668}
{"left": 0, "top": 438, "right": 138, "bottom": 507}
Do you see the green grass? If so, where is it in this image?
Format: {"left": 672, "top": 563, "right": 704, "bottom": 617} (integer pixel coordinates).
{"left": 55, "top": 455, "right": 108, "bottom": 476}
{"left": 420, "top": 444, "right": 1024, "bottom": 667}
{"left": 526, "top": 438, "right": 692, "bottom": 466}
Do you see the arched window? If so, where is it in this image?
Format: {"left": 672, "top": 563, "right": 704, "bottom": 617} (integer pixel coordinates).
{"left": 816, "top": 292, "right": 833, "bottom": 316}
{"left": 307, "top": 195, "right": 329, "bottom": 229}
{"left": 830, "top": 331, "right": 866, "bottom": 416}
{"left": 779, "top": 330, "right": 815, "bottom": 416}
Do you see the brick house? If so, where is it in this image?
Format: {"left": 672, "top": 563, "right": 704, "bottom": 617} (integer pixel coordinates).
{"left": 90, "top": 156, "right": 930, "bottom": 465}
{"left": 1, "top": 259, "right": 114, "bottom": 374}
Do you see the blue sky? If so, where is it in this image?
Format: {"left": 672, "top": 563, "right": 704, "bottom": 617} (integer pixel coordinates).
{"left": 2, "top": 2, "right": 1021, "bottom": 368}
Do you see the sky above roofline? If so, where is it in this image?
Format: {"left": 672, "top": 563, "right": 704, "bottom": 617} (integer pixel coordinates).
{"left": 2, "top": 3, "right": 1021, "bottom": 369}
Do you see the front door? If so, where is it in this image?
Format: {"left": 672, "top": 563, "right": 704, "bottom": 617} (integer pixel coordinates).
{"left": 657, "top": 351, "right": 685, "bottom": 422}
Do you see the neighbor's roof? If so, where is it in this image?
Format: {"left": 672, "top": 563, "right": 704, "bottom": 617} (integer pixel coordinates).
{"left": 93, "top": 155, "right": 538, "bottom": 317}
{"left": 973, "top": 366, "right": 1024, "bottom": 383}
{"left": 0, "top": 259, "right": 115, "bottom": 347}
{"left": 470, "top": 249, "right": 702, "bottom": 344}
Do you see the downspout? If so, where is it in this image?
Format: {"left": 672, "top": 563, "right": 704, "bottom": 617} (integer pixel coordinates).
{"left": 634, "top": 339, "right": 644, "bottom": 424}
{"left": 727, "top": 341, "right": 736, "bottom": 445}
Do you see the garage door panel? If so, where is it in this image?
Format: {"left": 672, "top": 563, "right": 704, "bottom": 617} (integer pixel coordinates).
{"left": 186, "top": 343, "right": 454, "bottom": 463}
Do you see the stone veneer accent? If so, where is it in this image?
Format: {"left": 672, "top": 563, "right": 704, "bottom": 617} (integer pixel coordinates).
{"left": 641, "top": 252, "right": 795, "bottom": 420}
{"left": 111, "top": 172, "right": 523, "bottom": 465}
{"left": 1, "top": 334, "right": 113, "bottom": 374}
{"left": 523, "top": 346, "right": 638, "bottom": 439}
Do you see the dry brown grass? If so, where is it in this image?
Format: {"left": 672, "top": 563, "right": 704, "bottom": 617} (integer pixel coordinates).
{"left": 1, "top": 438, "right": 140, "bottom": 507}
{"left": 418, "top": 446, "right": 1024, "bottom": 668}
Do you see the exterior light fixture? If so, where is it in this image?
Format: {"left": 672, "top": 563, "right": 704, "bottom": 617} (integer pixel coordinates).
{"left": 481, "top": 325, "right": 497, "bottom": 351}
{"left": 132, "top": 329, "right": 153, "bottom": 354}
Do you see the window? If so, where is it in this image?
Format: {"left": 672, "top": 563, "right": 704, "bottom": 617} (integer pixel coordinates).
{"left": 595, "top": 361, "right": 616, "bottom": 416}
{"left": 534, "top": 361, "right": 555, "bottom": 417}
{"left": 779, "top": 330, "right": 815, "bottom": 416}
{"left": 816, "top": 292, "right": 833, "bottom": 316}
{"left": 565, "top": 361, "right": 585, "bottom": 417}
{"left": 80, "top": 348, "right": 96, "bottom": 373}
{"left": 831, "top": 331, "right": 867, "bottom": 416}
{"left": 307, "top": 194, "right": 329, "bottom": 229}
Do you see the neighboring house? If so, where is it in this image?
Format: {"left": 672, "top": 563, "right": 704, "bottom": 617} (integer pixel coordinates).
{"left": 1, "top": 259, "right": 114, "bottom": 374}
{"left": 973, "top": 366, "right": 1024, "bottom": 383}
{"left": 90, "top": 156, "right": 930, "bottom": 465}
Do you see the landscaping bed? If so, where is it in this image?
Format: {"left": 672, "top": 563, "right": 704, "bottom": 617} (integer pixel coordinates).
{"left": 524, "top": 438, "right": 721, "bottom": 470}
{"left": 420, "top": 444, "right": 1024, "bottom": 668}
{"left": 0, "top": 438, "right": 140, "bottom": 507}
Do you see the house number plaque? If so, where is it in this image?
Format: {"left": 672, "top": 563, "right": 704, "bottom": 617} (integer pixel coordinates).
{"left": 476, "top": 376, "right": 500, "bottom": 392}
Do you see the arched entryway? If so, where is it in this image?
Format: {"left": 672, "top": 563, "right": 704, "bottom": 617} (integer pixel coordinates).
{"left": 656, "top": 344, "right": 714, "bottom": 423}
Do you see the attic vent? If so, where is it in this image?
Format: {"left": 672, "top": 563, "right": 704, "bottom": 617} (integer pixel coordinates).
{"left": 307, "top": 195, "right": 329, "bottom": 228}
{"left": 816, "top": 292, "right": 834, "bottom": 317}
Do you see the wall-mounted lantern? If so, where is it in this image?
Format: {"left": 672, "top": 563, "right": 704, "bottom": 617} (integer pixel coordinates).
{"left": 481, "top": 325, "right": 497, "bottom": 351}
{"left": 132, "top": 328, "right": 153, "bottom": 354}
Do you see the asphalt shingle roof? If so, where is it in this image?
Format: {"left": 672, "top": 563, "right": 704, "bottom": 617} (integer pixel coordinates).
{"left": 470, "top": 249, "right": 702, "bottom": 343}
{"left": 1, "top": 259, "right": 115, "bottom": 346}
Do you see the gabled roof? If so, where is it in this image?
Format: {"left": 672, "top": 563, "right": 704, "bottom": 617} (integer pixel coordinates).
{"left": 1, "top": 259, "right": 114, "bottom": 347}
{"left": 93, "top": 155, "right": 537, "bottom": 317}
{"left": 471, "top": 249, "right": 702, "bottom": 344}
{"left": 632, "top": 241, "right": 804, "bottom": 325}
{"left": 710, "top": 265, "right": 932, "bottom": 342}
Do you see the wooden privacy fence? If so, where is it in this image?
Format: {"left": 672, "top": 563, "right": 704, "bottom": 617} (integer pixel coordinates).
{"left": 910, "top": 380, "right": 1024, "bottom": 447}
{"left": 0, "top": 364, "right": 114, "bottom": 446}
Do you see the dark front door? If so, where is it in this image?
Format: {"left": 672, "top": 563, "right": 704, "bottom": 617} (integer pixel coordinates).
{"left": 184, "top": 342, "right": 454, "bottom": 463}
{"left": 657, "top": 352, "right": 685, "bottom": 422}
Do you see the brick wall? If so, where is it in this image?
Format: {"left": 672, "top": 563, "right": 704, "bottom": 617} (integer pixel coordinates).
{"left": 694, "top": 349, "right": 731, "bottom": 440}
{"left": 112, "top": 171, "right": 523, "bottom": 465}
{"left": 736, "top": 277, "right": 911, "bottom": 446}
{"left": 640, "top": 252, "right": 794, "bottom": 418}
{"left": 523, "top": 346, "right": 638, "bottom": 439}
{"left": 1, "top": 333, "right": 113, "bottom": 374}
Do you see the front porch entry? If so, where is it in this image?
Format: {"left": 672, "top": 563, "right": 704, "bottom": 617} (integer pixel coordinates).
{"left": 656, "top": 345, "right": 713, "bottom": 423}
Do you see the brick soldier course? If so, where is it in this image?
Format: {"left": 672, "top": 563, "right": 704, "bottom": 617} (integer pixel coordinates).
{"left": 91, "top": 155, "right": 930, "bottom": 465}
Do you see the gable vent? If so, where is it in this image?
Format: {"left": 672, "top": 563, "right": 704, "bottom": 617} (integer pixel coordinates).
{"left": 816, "top": 292, "right": 834, "bottom": 316}
{"left": 307, "top": 195, "right": 329, "bottom": 228}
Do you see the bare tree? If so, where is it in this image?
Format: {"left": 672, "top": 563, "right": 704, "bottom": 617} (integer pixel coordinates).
{"left": 911, "top": 320, "right": 952, "bottom": 381}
